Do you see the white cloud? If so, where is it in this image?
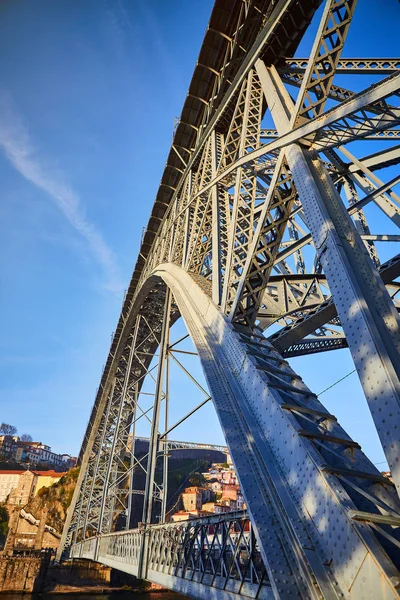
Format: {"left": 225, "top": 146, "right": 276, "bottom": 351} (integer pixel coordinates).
{"left": 0, "top": 92, "right": 124, "bottom": 293}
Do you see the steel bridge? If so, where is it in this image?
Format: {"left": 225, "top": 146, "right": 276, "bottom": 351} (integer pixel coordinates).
{"left": 59, "top": 1, "right": 400, "bottom": 598}
{"left": 132, "top": 437, "right": 228, "bottom": 455}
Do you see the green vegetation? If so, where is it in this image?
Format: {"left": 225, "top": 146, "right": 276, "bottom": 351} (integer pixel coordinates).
{"left": 164, "top": 459, "right": 207, "bottom": 494}
{"left": 25, "top": 467, "right": 80, "bottom": 533}
{"left": 0, "top": 460, "right": 25, "bottom": 470}
{"left": 0, "top": 503, "right": 9, "bottom": 547}
{"left": 188, "top": 471, "right": 207, "bottom": 487}
{"left": 0, "top": 423, "right": 17, "bottom": 436}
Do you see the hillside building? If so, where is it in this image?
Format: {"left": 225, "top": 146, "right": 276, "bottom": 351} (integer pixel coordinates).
{"left": 182, "top": 487, "right": 202, "bottom": 512}
{"left": 0, "top": 469, "right": 67, "bottom": 504}
{"left": 0, "top": 436, "right": 76, "bottom": 470}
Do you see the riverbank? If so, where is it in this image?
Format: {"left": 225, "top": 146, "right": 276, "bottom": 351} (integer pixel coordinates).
{"left": 0, "top": 556, "right": 186, "bottom": 597}
{"left": 0, "top": 556, "right": 165, "bottom": 595}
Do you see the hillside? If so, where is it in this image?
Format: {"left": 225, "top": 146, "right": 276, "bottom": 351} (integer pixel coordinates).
{"left": 25, "top": 467, "right": 79, "bottom": 533}
{"left": 20, "top": 449, "right": 223, "bottom": 534}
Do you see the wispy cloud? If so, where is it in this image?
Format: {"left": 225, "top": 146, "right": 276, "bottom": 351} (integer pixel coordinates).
{"left": 0, "top": 91, "right": 124, "bottom": 293}
{"left": 136, "top": 2, "right": 184, "bottom": 100}
{"left": 103, "top": 0, "right": 133, "bottom": 62}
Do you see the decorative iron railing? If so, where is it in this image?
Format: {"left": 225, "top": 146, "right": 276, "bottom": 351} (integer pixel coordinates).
{"left": 70, "top": 511, "right": 271, "bottom": 598}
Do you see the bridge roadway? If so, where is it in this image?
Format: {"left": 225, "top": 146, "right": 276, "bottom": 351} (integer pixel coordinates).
{"left": 70, "top": 511, "right": 273, "bottom": 600}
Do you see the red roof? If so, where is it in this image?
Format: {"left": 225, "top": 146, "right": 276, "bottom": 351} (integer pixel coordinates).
{"left": 0, "top": 470, "right": 67, "bottom": 477}
{"left": 33, "top": 470, "right": 67, "bottom": 477}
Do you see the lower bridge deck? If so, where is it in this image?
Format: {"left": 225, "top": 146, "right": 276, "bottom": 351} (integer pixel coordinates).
{"left": 69, "top": 511, "right": 273, "bottom": 599}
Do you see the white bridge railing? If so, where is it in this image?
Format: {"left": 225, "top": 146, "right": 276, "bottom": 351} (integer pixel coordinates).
{"left": 70, "top": 511, "right": 272, "bottom": 599}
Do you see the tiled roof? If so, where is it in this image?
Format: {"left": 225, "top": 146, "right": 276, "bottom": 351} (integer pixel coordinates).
{"left": 33, "top": 470, "right": 67, "bottom": 477}
{"left": 0, "top": 469, "right": 67, "bottom": 477}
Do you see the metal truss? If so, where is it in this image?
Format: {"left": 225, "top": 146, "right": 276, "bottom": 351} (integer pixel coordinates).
{"left": 134, "top": 437, "right": 228, "bottom": 454}
{"left": 268, "top": 253, "right": 400, "bottom": 354}
{"left": 59, "top": 0, "right": 400, "bottom": 598}
{"left": 282, "top": 58, "right": 400, "bottom": 74}
{"left": 64, "top": 263, "right": 400, "bottom": 598}
{"left": 262, "top": 128, "right": 400, "bottom": 140}
{"left": 283, "top": 336, "right": 348, "bottom": 358}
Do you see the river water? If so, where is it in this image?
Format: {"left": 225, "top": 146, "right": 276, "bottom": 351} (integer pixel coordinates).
{"left": 0, "top": 594, "right": 187, "bottom": 600}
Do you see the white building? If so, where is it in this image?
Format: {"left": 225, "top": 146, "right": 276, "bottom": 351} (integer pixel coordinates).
{"left": 26, "top": 444, "right": 64, "bottom": 468}
{"left": 0, "top": 471, "right": 21, "bottom": 502}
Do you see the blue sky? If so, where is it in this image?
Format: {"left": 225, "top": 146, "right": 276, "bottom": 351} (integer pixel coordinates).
{"left": 0, "top": 0, "right": 398, "bottom": 469}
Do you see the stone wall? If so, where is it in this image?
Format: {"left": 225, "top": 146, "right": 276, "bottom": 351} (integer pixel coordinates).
{"left": 0, "top": 557, "right": 110, "bottom": 593}
{"left": 44, "top": 559, "right": 111, "bottom": 592}
{"left": 0, "top": 554, "right": 50, "bottom": 592}
{"left": 15, "top": 514, "right": 59, "bottom": 550}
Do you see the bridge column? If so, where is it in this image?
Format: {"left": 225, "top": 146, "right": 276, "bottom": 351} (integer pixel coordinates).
{"left": 160, "top": 346, "right": 170, "bottom": 523}
{"left": 139, "top": 287, "right": 172, "bottom": 579}
{"left": 98, "top": 322, "right": 139, "bottom": 534}
{"left": 80, "top": 379, "right": 116, "bottom": 540}
{"left": 256, "top": 59, "right": 400, "bottom": 496}
{"left": 126, "top": 380, "right": 139, "bottom": 529}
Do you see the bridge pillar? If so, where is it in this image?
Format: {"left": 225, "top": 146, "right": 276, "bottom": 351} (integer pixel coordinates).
{"left": 139, "top": 288, "right": 172, "bottom": 579}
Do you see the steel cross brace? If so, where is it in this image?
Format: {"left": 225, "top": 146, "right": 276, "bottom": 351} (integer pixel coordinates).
{"left": 282, "top": 58, "right": 400, "bottom": 74}
{"left": 269, "top": 253, "right": 400, "bottom": 353}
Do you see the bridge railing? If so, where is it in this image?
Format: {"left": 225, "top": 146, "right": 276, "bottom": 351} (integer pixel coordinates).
{"left": 98, "top": 528, "right": 142, "bottom": 567}
{"left": 145, "top": 510, "right": 268, "bottom": 592}
{"left": 69, "top": 511, "right": 271, "bottom": 598}
{"left": 71, "top": 536, "right": 97, "bottom": 560}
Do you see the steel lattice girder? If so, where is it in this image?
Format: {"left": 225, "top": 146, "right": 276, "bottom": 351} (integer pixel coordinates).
{"left": 282, "top": 58, "right": 400, "bottom": 74}
{"left": 58, "top": 0, "right": 400, "bottom": 597}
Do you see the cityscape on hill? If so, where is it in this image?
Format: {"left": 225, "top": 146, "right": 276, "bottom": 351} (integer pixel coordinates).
{"left": 170, "top": 456, "right": 246, "bottom": 522}
{"left": 0, "top": 422, "right": 77, "bottom": 472}
{"left": 0, "top": 421, "right": 240, "bottom": 559}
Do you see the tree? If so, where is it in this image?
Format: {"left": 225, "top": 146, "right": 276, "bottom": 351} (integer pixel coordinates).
{"left": 20, "top": 434, "right": 33, "bottom": 442}
{"left": 0, "top": 423, "right": 17, "bottom": 436}
{"left": 0, "top": 504, "right": 9, "bottom": 547}
{"left": 188, "top": 472, "right": 206, "bottom": 487}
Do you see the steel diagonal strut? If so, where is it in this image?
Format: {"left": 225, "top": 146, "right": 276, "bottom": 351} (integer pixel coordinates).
{"left": 269, "top": 253, "right": 400, "bottom": 354}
